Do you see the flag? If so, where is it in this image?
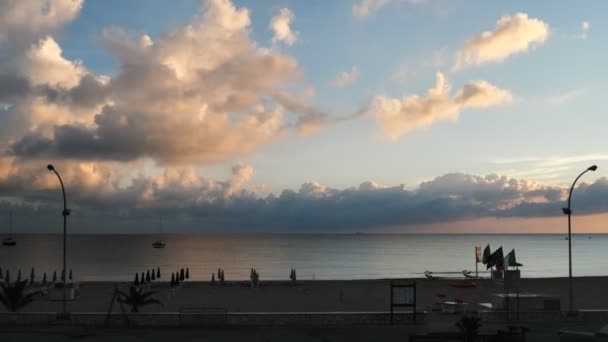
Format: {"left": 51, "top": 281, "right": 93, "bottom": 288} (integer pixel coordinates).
{"left": 475, "top": 246, "right": 481, "bottom": 263}
{"left": 486, "top": 246, "right": 503, "bottom": 270}
{"left": 482, "top": 244, "right": 491, "bottom": 265}
{"left": 504, "top": 249, "right": 523, "bottom": 268}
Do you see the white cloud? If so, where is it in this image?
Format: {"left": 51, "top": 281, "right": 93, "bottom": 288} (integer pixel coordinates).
{"left": 368, "top": 73, "right": 511, "bottom": 139}
{"left": 3, "top": 0, "right": 334, "bottom": 165}
{"left": 0, "top": 0, "right": 83, "bottom": 48}
{"left": 225, "top": 163, "right": 254, "bottom": 197}
{"left": 330, "top": 66, "right": 359, "bottom": 88}
{"left": 454, "top": 13, "right": 549, "bottom": 70}
{"left": 546, "top": 89, "right": 584, "bottom": 105}
{"left": 270, "top": 8, "right": 298, "bottom": 46}
{"left": 391, "top": 64, "right": 409, "bottom": 83}
{"left": 580, "top": 20, "right": 590, "bottom": 39}
{"left": 353, "top": 0, "right": 424, "bottom": 19}
{"left": 21, "top": 36, "right": 85, "bottom": 88}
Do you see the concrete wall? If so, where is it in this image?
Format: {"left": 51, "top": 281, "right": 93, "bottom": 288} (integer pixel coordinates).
{"left": 0, "top": 311, "right": 425, "bottom": 327}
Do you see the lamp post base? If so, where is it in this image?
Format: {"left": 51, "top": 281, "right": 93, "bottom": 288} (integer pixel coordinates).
{"left": 566, "top": 310, "right": 579, "bottom": 318}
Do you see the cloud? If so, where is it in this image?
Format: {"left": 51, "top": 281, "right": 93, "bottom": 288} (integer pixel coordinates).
{"left": 225, "top": 163, "right": 254, "bottom": 197}
{"left": 454, "top": 13, "right": 549, "bottom": 70}
{"left": 490, "top": 153, "right": 606, "bottom": 184}
{"left": 391, "top": 64, "right": 409, "bottom": 83}
{"left": 545, "top": 89, "right": 584, "bottom": 105}
{"left": 577, "top": 21, "right": 590, "bottom": 40}
{"left": 0, "top": 0, "right": 83, "bottom": 49}
{"left": 353, "top": 0, "right": 424, "bottom": 19}
{"left": 4, "top": 163, "right": 608, "bottom": 232}
{"left": 2, "top": 0, "right": 333, "bottom": 165}
{"left": 330, "top": 66, "right": 359, "bottom": 88}
{"left": 270, "top": 8, "right": 298, "bottom": 46}
{"left": 367, "top": 72, "right": 511, "bottom": 139}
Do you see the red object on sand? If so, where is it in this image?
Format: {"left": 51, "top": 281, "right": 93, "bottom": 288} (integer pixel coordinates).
{"left": 447, "top": 280, "right": 478, "bottom": 288}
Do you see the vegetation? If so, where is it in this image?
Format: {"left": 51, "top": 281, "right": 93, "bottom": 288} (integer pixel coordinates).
{"left": 0, "top": 280, "right": 41, "bottom": 312}
{"left": 117, "top": 286, "right": 163, "bottom": 313}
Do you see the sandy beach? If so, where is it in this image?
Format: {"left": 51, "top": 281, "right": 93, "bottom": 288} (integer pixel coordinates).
{"left": 7, "top": 276, "right": 608, "bottom": 314}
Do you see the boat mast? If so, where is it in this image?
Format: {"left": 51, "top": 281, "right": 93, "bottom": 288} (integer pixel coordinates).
{"left": 8, "top": 211, "right": 13, "bottom": 237}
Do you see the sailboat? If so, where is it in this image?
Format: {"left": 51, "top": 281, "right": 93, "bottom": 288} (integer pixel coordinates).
{"left": 2, "top": 211, "right": 16, "bottom": 247}
{"left": 152, "top": 217, "right": 166, "bottom": 249}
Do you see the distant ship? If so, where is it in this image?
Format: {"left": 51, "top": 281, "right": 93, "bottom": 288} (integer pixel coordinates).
{"left": 152, "top": 216, "right": 165, "bottom": 249}
{"left": 2, "top": 211, "right": 16, "bottom": 247}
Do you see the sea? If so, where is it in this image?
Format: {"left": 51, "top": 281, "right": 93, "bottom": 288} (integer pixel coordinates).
{"left": 1, "top": 234, "right": 606, "bottom": 282}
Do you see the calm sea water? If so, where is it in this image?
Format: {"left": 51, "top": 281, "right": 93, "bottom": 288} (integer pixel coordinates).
{"left": 0, "top": 234, "right": 605, "bottom": 281}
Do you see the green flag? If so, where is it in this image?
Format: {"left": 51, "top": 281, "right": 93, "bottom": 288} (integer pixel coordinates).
{"left": 504, "top": 249, "right": 522, "bottom": 268}
{"left": 482, "top": 244, "right": 491, "bottom": 264}
{"left": 486, "top": 246, "right": 503, "bottom": 269}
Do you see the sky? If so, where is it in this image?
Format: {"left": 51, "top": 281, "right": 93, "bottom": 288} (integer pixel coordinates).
{"left": 0, "top": 0, "right": 607, "bottom": 233}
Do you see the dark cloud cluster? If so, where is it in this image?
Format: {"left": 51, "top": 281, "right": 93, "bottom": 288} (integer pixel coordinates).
{"left": 2, "top": 168, "right": 606, "bottom": 233}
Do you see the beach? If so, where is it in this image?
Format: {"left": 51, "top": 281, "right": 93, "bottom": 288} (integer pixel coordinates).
{"left": 10, "top": 276, "right": 608, "bottom": 313}
{"left": 3, "top": 277, "right": 608, "bottom": 341}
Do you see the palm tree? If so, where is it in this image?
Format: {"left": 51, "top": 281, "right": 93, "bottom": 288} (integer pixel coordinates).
{"left": 117, "top": 286, "right": 163, "bottom": 313}
{"left": 0, "top": 280, "right": 41, "bottom": 312}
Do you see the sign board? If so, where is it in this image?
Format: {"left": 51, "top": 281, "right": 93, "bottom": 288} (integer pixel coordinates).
{"left": 475, "top": 246, "right": 481, "bottom": 263}
{"left": 392, "top": 286, "right": 415, "bottom": 305}
{"left": 390, "top": 282, "right": 416, "bottom": 324}
{"left": 504, "top": 269, "right": 521, "bottom": 292}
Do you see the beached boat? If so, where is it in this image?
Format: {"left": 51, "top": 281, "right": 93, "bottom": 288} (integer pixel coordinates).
{"left": 2, "top": 211, "right": 16, "bottom": 247}
{"left": 447, "top": 280, "right": 478, "bottom": 288}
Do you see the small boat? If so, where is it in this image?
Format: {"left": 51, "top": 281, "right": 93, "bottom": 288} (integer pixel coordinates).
{"left": 152, "top": 216, "right": 166, "bottom": 249}
{"left": 152, "top": 240, "right": 165, "bottom": 249}
{"left": 2, "top": 211, "right": 16, "bottom": 247}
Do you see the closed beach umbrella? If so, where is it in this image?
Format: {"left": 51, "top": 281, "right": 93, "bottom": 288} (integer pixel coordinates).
{"left": 5, "top": 270, "right": 10, "bottom": 283}
{"left": 151, "top": 270, "right": 156, "bottom": 281}
{"left": 69, "top": 269, "right": 73, "bottom": 281}
{"left": 186, "top": 268, "right": 189, "bottom": 279}
{"left": 17, "top": 269, "right": 21, "bottom": 282}
{"left": 146, "top": 270, "right": 151, "bottom": 283}
{"left": 0, "top": 267, "right": 3, "bottom": 279}
{"left": 42, "top": 272, "right": 47, "bottom": 285}
{"left": 134, "top": 273, "right": 140, "bottom": 286}
{"left": 61, "top": 269, "right": 65, "bottom": 281}
{"left": 180, "top": 269, "right": 185, "bottom": 281}
{"left": 171, "top": 273, "right": 175, "bottom": 286}
{"left": 52, "top": 271, "right": 57, "bottom": 282}
{"left": 30, "top": 268, "right": 35, "bottom": 283}
{"left": 156, "top": 267, "right": 161, "bottom": 279}
{"left": 141, "top": 272, "right": 145, "bottom": 284}
{"left": 211, "top": 273, "right": 215, "bottom": 284}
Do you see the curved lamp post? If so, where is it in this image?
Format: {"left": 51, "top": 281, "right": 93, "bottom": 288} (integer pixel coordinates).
{"left": 47, "top": 164, "right": 71, "bottom": 317}
{"left": 562, "top": 165, "right": 597, "bottom": 313}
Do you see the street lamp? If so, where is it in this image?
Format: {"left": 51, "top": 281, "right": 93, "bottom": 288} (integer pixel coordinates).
{"left": 562, "top": 164, "right": 597, "bottom": 314}
{"left": 47, "top": 164, "right": 71, "bottom": 318}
